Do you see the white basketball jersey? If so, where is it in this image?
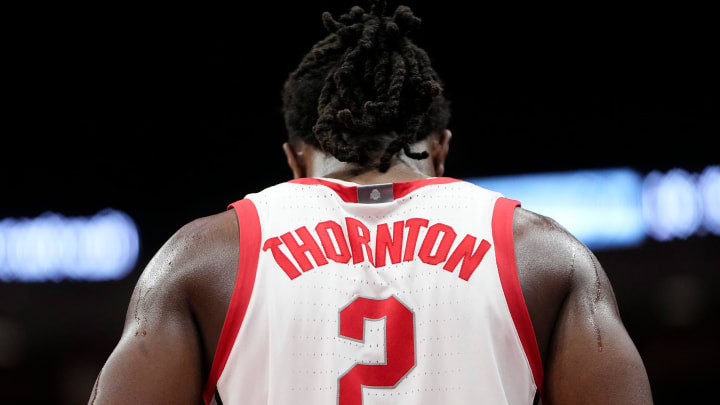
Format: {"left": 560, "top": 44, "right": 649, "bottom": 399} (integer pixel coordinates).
{"left": 203, "top": 176, "right": 543, "bottom": 405}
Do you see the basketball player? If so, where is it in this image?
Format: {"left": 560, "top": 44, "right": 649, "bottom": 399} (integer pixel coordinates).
{"left": 89, "top": 1, "right": 653, "bottom": 404}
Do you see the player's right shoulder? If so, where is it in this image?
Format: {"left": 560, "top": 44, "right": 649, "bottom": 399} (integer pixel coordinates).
{"left": 511, "top": 207, "right": 587, "bottom": 362}
{"left": 513, "top": 209, "right": 652, "bottom": 403}
{"left": 512, "top": 206, "right": 611, "bottom": 302}
{"left": 512, "top": 207, "right": 580, "bottom": 289}
{"left": 512, "top": 206, "right": 622, "bottom": 364}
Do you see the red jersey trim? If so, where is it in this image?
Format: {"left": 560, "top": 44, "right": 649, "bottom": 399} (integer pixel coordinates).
{"left": 289, "top": 177, "right": 358, "bottom": 202}
{"left": 203, "top": 199, "right": 262, "bottom": 405}
{"left": 492, "top": 197, "right": 544, "bottom": 398}
{"left": 288, "top": 176, "right": 461, "bottom": 203}
{"left": 392, "top": 177, "right": 461, "bottom": 199}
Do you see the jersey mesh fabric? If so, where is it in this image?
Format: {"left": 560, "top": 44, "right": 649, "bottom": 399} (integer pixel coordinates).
{"left": 206, "top": 177, "right": 540, "bottom": 405}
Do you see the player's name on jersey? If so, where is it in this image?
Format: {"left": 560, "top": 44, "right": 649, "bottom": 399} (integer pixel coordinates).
{"left": 262, "top": 217, "right": 492, "bottom": 282}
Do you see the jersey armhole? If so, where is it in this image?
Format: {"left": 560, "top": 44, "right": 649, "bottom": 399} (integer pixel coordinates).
{"left": 492, "top": 197, "right": 545, "bottom": 398}
{"left": 202, "top": 199, "right": 262, "bottom": 405}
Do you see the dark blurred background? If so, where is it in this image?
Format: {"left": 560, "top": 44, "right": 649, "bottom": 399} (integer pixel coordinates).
{"left": 1, "top": 2, "right": 718, "bottom": 403}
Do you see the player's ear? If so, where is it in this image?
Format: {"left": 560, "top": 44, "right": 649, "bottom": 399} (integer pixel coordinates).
{"left": 430, "top": 129, "right": 451, "bottom": 177}
{"left": 283, "top": 140, "right": 307, "bottom": 179}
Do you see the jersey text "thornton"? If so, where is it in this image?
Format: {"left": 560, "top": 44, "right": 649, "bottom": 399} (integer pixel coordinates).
{"left": 261, "top": 217, "right": 491, "bottom": 281}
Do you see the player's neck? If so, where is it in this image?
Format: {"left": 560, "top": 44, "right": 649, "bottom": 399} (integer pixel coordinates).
{"left": 287, "top": 135, "right": 446, "bottom": 185}
{"left": 310, "top": 149, "right": 437, "bottom": 186}
{"left": 322, "top": 164, "right": 435, "bottom": 185}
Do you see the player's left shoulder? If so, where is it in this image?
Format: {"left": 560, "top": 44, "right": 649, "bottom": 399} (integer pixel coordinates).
{"left": 172, "top": 210, "right": 239, "bottom": 264}
{"left": 163, "top": 209, "right": 239, "bottom": 296}
{"left": 132, "top": 209, "right": 239, "bottom": 314}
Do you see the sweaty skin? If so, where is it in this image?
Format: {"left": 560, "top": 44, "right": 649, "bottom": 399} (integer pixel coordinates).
{"left": 89, "top": 130, "right": 653, "bottom": 404}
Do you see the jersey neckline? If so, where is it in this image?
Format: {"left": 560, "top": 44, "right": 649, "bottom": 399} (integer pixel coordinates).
{"left": 288, "top": 176, "right": 462, "bottom": 203}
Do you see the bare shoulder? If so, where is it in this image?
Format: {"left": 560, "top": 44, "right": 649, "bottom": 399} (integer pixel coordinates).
{"left": 512, "top": 207, "right": 653, "bottom": 403}
{"left": 512, "top": 206, "right": 605, "bottom": 295}
{"left": 155, "top": 209, "right": 239, "bottom": 292}
{"left": 89, "top": 210, "right": 239, "bottom": 404}
{"left": 511, "top": 207, "right": 618, "bottom": 363}
{"left": 122, "top": 209, "right": 239, "bottom": 363}
{"left": 126, "top": 209, "right": 238, "bottom": 317}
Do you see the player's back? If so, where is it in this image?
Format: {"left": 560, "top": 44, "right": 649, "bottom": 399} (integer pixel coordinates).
{"left": 203, "top": 176, "right": 542, "bottom": 405}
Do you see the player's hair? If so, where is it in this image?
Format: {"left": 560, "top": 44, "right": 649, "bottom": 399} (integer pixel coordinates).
{"left": 281, "top": 0, "right": 451, "bottom": 172}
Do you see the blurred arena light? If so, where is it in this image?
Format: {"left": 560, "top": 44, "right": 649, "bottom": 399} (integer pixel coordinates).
{"left": 698, "top": 165, "right": 720, "bottom": 234}
{"left": 0, "top": 209, "right": 139, "bottom": 282}
{"left": 642, "top": 169, "right": 703, "bottom": 241}
{"left": 467, "top": 165, "right": 719, "bottom": 249}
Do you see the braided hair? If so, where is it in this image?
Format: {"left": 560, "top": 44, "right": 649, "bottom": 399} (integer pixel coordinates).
{"left": 281, "top": 0, "right": 451, "bottom": 172}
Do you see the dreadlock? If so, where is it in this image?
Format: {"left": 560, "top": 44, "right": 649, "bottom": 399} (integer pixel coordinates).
{"left": 282, "top": 0, "right": 451, "bottom": 172}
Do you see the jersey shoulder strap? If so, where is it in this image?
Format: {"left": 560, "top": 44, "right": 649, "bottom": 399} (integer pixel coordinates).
{"left": 203, "top": 199, "right": 262, "bottom": 404}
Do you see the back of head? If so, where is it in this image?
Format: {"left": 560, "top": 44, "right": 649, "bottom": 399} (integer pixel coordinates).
{"left": 282, "top": 0, "right": 451, "bottom": 172}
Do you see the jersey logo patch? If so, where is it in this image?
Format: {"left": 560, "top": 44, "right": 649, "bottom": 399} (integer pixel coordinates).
{"left": 357, "top": 183, "right": 393, "bottom": 203}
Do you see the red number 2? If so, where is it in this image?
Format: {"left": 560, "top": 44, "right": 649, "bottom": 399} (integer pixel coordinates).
{"left": 338, "top": 296, "right": 415, "bottom": 405}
